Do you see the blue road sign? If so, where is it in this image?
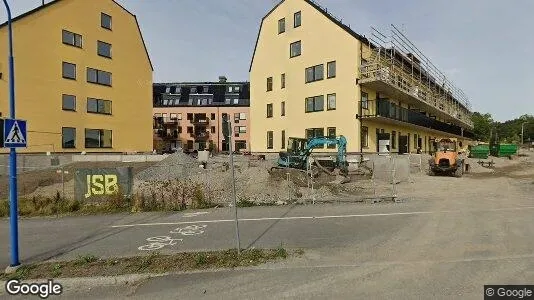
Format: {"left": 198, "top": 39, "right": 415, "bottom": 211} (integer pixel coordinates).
{"left": 3, "top": 118, "right": 27, "bottom": 148}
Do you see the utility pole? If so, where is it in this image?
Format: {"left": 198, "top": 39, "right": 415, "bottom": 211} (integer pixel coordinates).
{"left": 222, "top": 114, "right": 241, "bottom": 254}
{"left": 521, "top": 122, "right": 527, "bottom": 146}
{"left": 3, "top": 0, "right": 20, "bottom": 267}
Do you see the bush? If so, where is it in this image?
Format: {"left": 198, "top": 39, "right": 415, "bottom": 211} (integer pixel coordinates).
{"left": 0, "top": 200, "right": 8, "bottom": 217}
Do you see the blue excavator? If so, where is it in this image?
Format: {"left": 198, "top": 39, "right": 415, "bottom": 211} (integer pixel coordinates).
{"left": 272, "top": 135, "right": 349, "bottom": 177}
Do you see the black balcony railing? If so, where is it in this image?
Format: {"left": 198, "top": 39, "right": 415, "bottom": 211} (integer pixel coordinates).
{"left": 153, "top": 117, "right": 179, "bottom": 127}
{"left": 364, "top": 99, "right": 474, "bottom": 138}
{"left": 191, "top": 118, "right": 209, "bottom": 125}
{"left": 156, "top": 129, "right": 179, "bottom": 139}
{"left": 191, "top": 131, "right": 209, "bottom": 139}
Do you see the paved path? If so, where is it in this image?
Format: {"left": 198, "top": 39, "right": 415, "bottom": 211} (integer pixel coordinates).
{"left": 1, "top": 169, "right": 534, "bottom": 299}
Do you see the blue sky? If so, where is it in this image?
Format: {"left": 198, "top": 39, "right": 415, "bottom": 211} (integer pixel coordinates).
{"left": 2, "top": 0, "right": 533, "bottom": 121}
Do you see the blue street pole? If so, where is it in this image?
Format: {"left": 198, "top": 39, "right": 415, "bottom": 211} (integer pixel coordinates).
{"left": 3, "top": 0, "right": 19, "bottom": 267}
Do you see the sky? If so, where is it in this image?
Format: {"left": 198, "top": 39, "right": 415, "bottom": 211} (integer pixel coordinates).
{"left": 1, "top": 0, "right": 533, "bottom": 122}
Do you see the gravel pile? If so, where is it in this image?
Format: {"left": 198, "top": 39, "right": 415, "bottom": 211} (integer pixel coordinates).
{"left": 135, "top": 153, "right": 199, "bottom": 181}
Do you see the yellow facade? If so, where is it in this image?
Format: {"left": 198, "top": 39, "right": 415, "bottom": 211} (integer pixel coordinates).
{"left": 250, "top": 0, "right": 472, "bottom": 153}
{"left": 0, "top": 0, "right": 153, "bottom": 153}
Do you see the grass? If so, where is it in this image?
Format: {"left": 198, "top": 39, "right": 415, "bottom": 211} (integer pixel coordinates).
{"left": 0, "top": 248, "right": 301, "bottom": 281}
{"left": 0, "top": 179, "right": 220, "bottom": 218}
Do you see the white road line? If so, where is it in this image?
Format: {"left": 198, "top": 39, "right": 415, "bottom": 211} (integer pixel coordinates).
{"left": 110, "top": 206, "right": 534, "bottom": 229}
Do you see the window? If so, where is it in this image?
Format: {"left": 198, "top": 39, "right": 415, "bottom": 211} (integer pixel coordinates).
{"left": 239, "top": 112, "right": 246, "bottom": 120}
{"left": 178, "top": 126, "right": 182, "bottom": 133}
{"left": 267, "top": 131, "right": 273, "bottom": 149}
{"left": 278, "top": 18, "right": 285, "bottom": 34}
{"left": 62, "top": 127, "right": 76, "bottom": 148}
{"left": 233, "top": 99, "right": 239, "bottom": 104}
{"left": 101, "top": 13, "right": 112, "bottom": 30}
{"left": 392, "top": 130, "right": 397, "bottom": 149}
{"left": 281, "top": 73, "right": 286, "bottom": 89}
{"left": 294, "top": 11, "right": 301, "bottom": 27}
{"left": 234, "top": 113, "right": 240, "bottom": 122}
{"left": 327, "top": 93, "right": 336, "bottom": 110}
{"left": 327, "top": 127, "right": 336, "bottom": 148}
{"left": 170, "top": 113, "right": 177, "bottom": 120}
{"left": 281, "top": 130, "right": 286, "bottom": 149}
{"left": 361, "top": 126, "right": 369, "bottom": 148}
{"left": 228, "top": 86, "right": 233, "bottom": 93}
{"left": 414, "top": 134, "right": 418, "bottom": 148}
{"left": 234, "top": 86, "right": 240, "bottom": 92}
{"left": 238, "top": 126, "right": 247, "bottom": 133}
{"left": 87, "top": 98, "right": 112, "bottom": 114}
{"left": 62, "top": 62, "right": 76, "bottom": 79}
{"left": 211, "top": 126, "right": 216, "bottom": 133}
{"left": 97, "top": 41, "right": 112, "bottom": 58}
{"left": 305, "top": 128, "right": 325, "bottom": 148}
{"left": 187, "top": 126, "right": 193, "bottom": 133}
{"left": 281, "top": 101, "right": 285, "bottom": 116}
{"left": 225, "top": 98, "right": 231, "bottom": 104}
{"left": 327, "top": 61, "right": 336, "bottom": 78}
{"left": 305, "top": 64, "right": 324, "bottom": 83}
{"left": 85, "top": 128, "right": 112, "bottom": 148}
{"left": 62, "top": 30, "right": 82, "bottom": 48}
{"left": 361, "top": 91, "right": 369, "bottom": 109}
{"left": 187, "top": 113, "right": 193, "bottom": 120}
{"left": 267, "top": 77, "right": 273, "bottom": 91}
{"left": 87, "top": 68, "right": 112, "bottom": 86}
{"left": 177, "top": 113, "right": 182, "bottom": 120}
{"left": 210, "top": 113, "right": 215, "bottom": 120}
{"left": 305, "top": 95, "right": 324, "bottom": 112}
{"left": 235, "top": 140, "right": 247, "bottom": 151}
{"left": 267, "top": 103, "right": 273, "bottom": 118}
{"left": 62, "top": 94, "right": 76, "bottom": 111}
{"left": 290, "top": 40, "right": 301, "bottom": 58}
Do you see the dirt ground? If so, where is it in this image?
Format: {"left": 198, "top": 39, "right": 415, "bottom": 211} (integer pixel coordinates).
{"left": 4, "top": 150, "right": 533, "bottom": 206}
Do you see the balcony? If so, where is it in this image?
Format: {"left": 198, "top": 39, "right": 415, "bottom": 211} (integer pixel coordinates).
{"left": 191, "top": 131, "right": 209, "bottom": 140}
{"left": 191, "top": 117, "right": 209, "bottom": 125}
{"left": 153, "top": 117, "right": 179, "bottom": 127}
{"left": 155, "top": 129, "right": 179, "bottom": 140}
{"left": 362, "top": 99, "right": 474, "bottom": 139}
{"left": 359, "top": 56, "right": 473, "bottom": 129}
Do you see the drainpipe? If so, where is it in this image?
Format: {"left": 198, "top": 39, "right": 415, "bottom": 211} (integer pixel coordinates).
{"left": 359, "top": 41, "right": 363, "bottom": 161}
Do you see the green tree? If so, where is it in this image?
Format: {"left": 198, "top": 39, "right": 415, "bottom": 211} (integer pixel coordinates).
{"left": 471, "top": 112, "right": 494, "bottom": 142}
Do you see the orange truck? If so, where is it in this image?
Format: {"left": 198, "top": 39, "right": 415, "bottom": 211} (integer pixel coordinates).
{"left": 428, "top": 138, "right": 466, "bottom": 177}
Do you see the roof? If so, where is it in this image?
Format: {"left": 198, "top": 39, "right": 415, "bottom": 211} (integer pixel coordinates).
{"left": 249, "top": 0, "right": 371, "bottom": 72}
{"left": 0, "top": 0, "right": 153, "bottom": 71}
{"left": 155, "top": 81, "right": 250, "bottom": 86}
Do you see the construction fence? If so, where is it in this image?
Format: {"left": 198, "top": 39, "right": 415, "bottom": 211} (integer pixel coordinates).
{"left": 0, "top": 152, "right": 427, "bottom": 207}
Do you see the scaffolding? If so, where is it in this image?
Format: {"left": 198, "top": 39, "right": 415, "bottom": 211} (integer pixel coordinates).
{"left": 360, "top": 25, "right": 473, "bottom": 129}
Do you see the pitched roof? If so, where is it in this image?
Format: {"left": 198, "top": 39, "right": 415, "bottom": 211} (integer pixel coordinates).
{"left": 249, "top": 0, "right": 371, "bottom": 72}
{"left": 0, "top": 0, "right": 153, "bottom": 71}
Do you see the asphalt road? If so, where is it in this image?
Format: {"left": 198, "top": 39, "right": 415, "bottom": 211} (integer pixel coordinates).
{"left": 1, "top": 170, "right": 534, "bottom": 299}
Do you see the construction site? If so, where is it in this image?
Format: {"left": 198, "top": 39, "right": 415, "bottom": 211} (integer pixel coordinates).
{"left": 0, "top": 141, "right": 532, "bottom": 215}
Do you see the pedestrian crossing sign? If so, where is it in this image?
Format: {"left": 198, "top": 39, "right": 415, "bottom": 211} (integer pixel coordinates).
{"left": 3, "top": 119, "right": 27, "bottom": 148}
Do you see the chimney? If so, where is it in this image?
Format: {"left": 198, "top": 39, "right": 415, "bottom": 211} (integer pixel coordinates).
{"left": 219, "top": 76, "right": 227, "bottom": 83}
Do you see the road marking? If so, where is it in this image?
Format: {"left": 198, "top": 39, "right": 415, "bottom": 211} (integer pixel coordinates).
{"left": 170, "top": 224, "right": 207, "bottom": 235}
{"left": 138, "top": 236, "right": 183, "bottom": 251}
{"left": 111, "top": 206, "right": 534, "bottom": 229}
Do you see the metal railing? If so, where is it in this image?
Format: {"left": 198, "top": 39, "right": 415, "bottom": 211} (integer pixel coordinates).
{"left": 362, "top": 99, "right": 474, "bottom": 138}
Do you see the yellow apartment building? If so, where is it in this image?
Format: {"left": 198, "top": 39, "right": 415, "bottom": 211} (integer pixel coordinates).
{"left": 249, "top": 0, "right": 474, "bottom": 154}
{"left": 0, "top": 0, "right": 153, "bottom": 153}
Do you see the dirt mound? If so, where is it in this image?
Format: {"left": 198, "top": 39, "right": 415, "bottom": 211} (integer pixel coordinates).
{"left": 135, "top": 153, "right": 198, "bottom": 181}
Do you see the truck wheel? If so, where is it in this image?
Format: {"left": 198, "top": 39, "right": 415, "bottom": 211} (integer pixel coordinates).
{"left": 428, "top": 168, "right": 435, "bottom": 176}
